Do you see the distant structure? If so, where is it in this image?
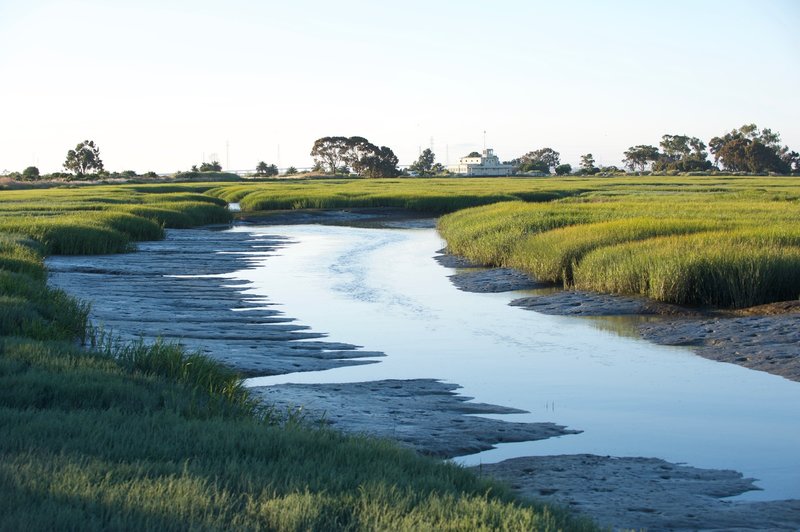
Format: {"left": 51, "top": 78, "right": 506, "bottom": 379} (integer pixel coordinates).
{"left": 448, "top": 148, "right": 514, "bottom": 176}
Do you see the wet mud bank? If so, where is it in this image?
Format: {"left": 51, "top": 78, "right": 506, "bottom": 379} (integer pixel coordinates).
{"left": 476, "top": 455, "right": 800, "bottom": 531}
{"left": 47, "top": 228, "right": 383, "bottom": 376}
{"left": 444, "top": 252, "right": 800, "bottom": 382}
{"left": 250, "top": 379, "right": 577, "bottom": 458}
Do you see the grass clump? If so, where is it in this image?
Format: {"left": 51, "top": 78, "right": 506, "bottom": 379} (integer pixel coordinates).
{"left": 206, "top": 178, "right": 589, "bottom": 214}
{"left": 575, "top": 229, "right": 800, "bottom": 307}
{"left": 0, "top": 184, "right": 232, "bottom": 255}
{"left": 437, "top": 177, "right": 800, "bottom": 308}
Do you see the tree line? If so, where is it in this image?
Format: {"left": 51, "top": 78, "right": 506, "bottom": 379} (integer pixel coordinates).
{"left": 4, "top": 123, "right": 798, "bottom": 181}
{"left": 311, "top": 124, "right": 797, "bottom": 178}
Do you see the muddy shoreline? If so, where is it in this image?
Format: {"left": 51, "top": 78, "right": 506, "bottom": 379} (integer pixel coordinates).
{"left": 46, "top": 210, "right": 800, "bottom": 531}
{"left": 446, "top": 255, "right": 800, "bottom": 383}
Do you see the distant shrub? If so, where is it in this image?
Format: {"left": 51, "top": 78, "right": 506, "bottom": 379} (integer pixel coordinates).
{"left": 22, "top": 167, "right": 40, "bottom": 180}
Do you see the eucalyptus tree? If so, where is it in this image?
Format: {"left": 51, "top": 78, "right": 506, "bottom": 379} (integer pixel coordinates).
{"left": 709, "top": 124, "right": 795, "bottom": 173}
{"left": 310, "top": 136, "right": 350, "bottom": 173}
{"left": 409, "top": 148, "right": 437, "bottom": 176}
{"left": 622, "top": 145, "right": 659, "bottom": 172}
{"left": 580, "top": 153, "right": 598, "bottom": 174}
{"left": 64, "top": 140, "right": 103, "bottom": 176}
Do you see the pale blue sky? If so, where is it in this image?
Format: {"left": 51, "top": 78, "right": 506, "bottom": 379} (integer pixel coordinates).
{"left": 1, "top": 0, "right": 798, "bottom": 173}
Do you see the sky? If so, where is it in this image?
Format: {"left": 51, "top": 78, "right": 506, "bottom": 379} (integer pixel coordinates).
{"left": 1, "top": 0, "right": 798, "bottom": 173}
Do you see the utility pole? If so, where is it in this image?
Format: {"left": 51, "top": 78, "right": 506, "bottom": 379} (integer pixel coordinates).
{"left": 483, "top": 130, "right": 486, "bottom": 151}
{"left": 226, "top": 140, "right": 230, "bottom": 170}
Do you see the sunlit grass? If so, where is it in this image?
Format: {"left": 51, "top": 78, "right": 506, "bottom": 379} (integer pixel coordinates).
{"left": 438, "top": 185, "right": 800, "bottom": 307}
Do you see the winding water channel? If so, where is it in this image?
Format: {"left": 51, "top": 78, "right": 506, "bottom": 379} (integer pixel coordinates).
{"left": 237, "top": 223, "right": 800, "bottom": 502}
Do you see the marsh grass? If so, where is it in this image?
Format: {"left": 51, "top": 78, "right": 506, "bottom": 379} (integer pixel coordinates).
{"left": 0, "top": 271, "right": 89, "bottom": 341}
{"left": 436, "top": 179, "right": 800, "bottom": 308}
{"left": 0, "top": 185, "right": 231, "bottom": 254}
{"left": 511, "top": 218, "right": 723, "bottom": 285}
{"left": 575, "top": 230, "right": 800, "bottom": 307}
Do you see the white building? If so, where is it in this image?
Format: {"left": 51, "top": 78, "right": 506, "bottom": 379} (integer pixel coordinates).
{"left": 448, "top": 148, "right": 514, "bottom": 176}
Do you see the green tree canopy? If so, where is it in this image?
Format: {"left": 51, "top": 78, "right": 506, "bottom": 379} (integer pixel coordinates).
{"left": 310, "top": 136, "right": 351, "bottom": 173}
{"left": 199, "top": 161, "right": 223, "bottom": 172}
{"left": 622, "top": 145, "right": 660, "bottom": 172}
{"left": 64, "top": 140, "right": 104, "bottom": 176}
{"left": 652, "top": 134, "right": 711, "bottom": 172}
{"left": 709, "top": 124, "right": 794, "bottom": 173}
{"left": 255, "top": 161, "right": 279, "bottom": 176}
{"left": 311, "top": 136, "right": 399, "bottom": 177}
{"left": 518, "top": 148, "right": 560, "bottom": 174}
{"left": 580, "top": 154, "right": 598, "bottom": 175}
{"left": 409, "top": 148, "right": 437, "bottom": 176}
{"left": 22, "top": 166, "right": 40, "bottom": 180}
{"left": 555, "top": 163, "right": 572, "bottom": 175}
{"left": 355, "top": 145, "right": 399, "bottom": 178}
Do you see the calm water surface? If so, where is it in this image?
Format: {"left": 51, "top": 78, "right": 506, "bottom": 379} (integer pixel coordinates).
{"left": 234, "top": 224, "right": 800, "bottom": 501}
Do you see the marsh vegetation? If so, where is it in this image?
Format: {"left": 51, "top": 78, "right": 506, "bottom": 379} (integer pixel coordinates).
{"left": 211, "top": 175, "right": 800, "bottom": 309}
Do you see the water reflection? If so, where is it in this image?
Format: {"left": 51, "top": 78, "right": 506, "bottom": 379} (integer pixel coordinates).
{"left": 233, "top": 224, "right": 800, "bottom": 502}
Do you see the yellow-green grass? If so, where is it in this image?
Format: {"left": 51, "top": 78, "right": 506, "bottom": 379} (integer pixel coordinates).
{"left": 438, "top": 182, "right": 800, "bottom": 308}
{"left": 206, "top": 177, "right": 584, "bottom": 213}
{"left": 0, "top": 185, "right": 232, "bottom": 254}
{"left": 574, "top": 229, "right": 800, "bottom": 308}
{"left": 207, "top": 175, "right": 800, "bottom": 214}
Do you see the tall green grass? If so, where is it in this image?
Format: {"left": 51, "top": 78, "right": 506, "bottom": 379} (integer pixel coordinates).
{"left": 574, "top": 229, "right": 800, "bottom": 307}
{"left": 0, "top": 185, "right": 232, "bottom": 254}
{"left": 207, "top": 175, "right": 800, "bottom": 215}
{"left": 206, "top": 178, "right": 585, "bottom": 213}
{"left": 510, "top": 218, "right": 722, "bottom": 285}
{"left": 437, "top": 180, "right": 800, "bottom": 308}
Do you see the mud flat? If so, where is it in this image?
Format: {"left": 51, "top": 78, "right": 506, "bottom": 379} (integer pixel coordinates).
{"left": 47, "top": 228, "right": 384, "bottom": 376}
{"left": 238, "top": 207, "right": 437, "bottom": 229}
{"left": 445, "top": 253, "right": 800, "bottom": 382}
{"left": 476, "top": 455, "right": 800, "bottom": 531}
{"left": 250, "top": 379, "right": 577, "bottom": 457}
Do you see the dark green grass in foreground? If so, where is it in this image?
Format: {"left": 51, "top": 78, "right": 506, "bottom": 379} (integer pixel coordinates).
{"left": 0, "top": 336, "right": 590, "bottom": 530}
{"left": 0, "top": 182, "right": 595, "bottom": 531}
